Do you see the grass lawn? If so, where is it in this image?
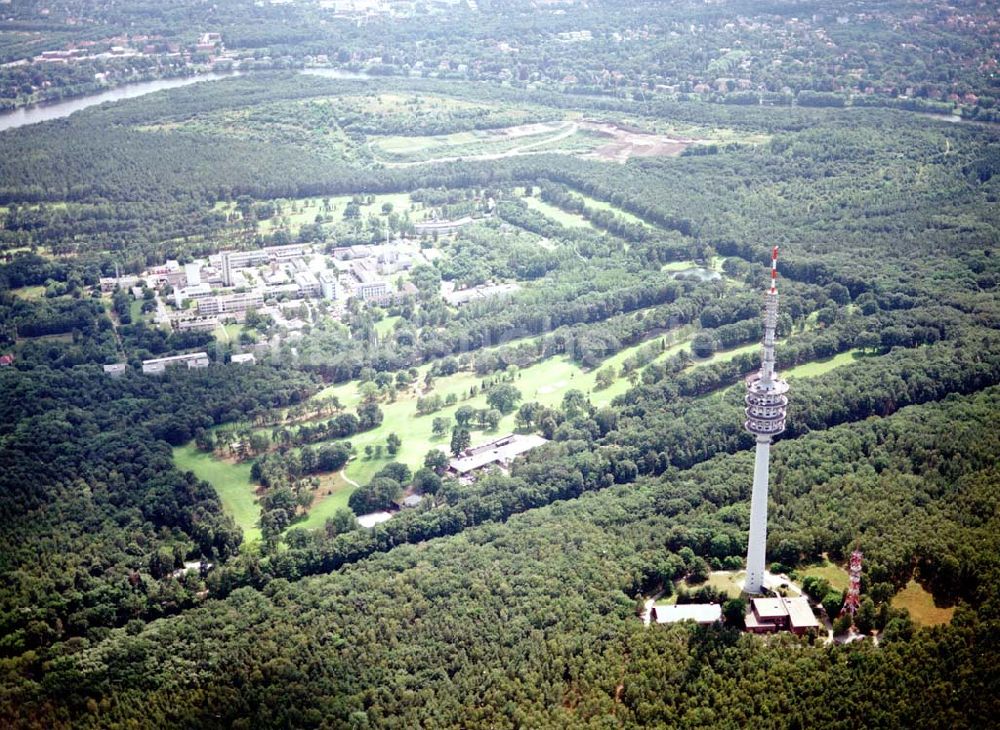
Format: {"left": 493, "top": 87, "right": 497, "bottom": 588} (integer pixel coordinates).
{"left": 892, "top": 579, "right": 955, "bottom": 626}
{"left": 785, "top": 349, "right": 865, "bottom": 379}
{"left": 660, "top": 260, "right": 698, "bottom": 272}
{"left": 703, "top": 571, "right": 746, "bottom": 599}
{"left": 213, "top": 322, "right": 242, "bottom": 344}
{"left": 173, "top": 326, "right": 701, "bottom": 526}
{"left": 800, "top": 559, "right": 851, "bottom": 592}
{"left": 373, "top": 125, "right": 568, "bottom": 163}
{"left": 374, "top": 315, "right": 401, "bottom": 338}
{"left": 129, "top": 299, "right": 144, "bottom": 323}
{"left": 296, "top": 470, "right": 355, "bottom": 531}
{"left": 10, "top": 285, "right": 46, "bottom": 300}
{"left": 217, "top": 192, "right": 417, "bottom": 235}
{"left": 174, "top": 444, "right": 261, "bottom": 544}
{"left": 522, "top": 195, "right": 593, "bottom": 229}
{"left": 571, "top": 191, "right": 648, "bottom": 226}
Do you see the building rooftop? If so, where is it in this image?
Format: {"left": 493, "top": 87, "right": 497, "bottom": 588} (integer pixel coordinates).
{"left": 652, "top": 603, "right": 722, "bottom": 625}
{"left": 751, "top": 597, "right": 788, "bottom": 619}
{"left": 357, "top": 511, "right": 394, "bottom": 529}
{"left": 449, "top": 433, "right": 548, "bottom": 474}
{"left": 142, "top": 351, "right": 209, "bottom": 366}
{"left": 783, "top": 596, "right": 819, "bottom": 629}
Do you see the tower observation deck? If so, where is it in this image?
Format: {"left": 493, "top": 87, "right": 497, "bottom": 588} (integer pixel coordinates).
{"left": 743, "top": 246, "right": 789, "bottom": 595}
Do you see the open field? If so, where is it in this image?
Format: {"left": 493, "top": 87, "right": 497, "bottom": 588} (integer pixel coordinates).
{"left": 374, "top": 315, "right": 401, "bottom": 338}
{"left": 522, "top": 195, "right": 593, "bottom": 229}
{"left": 10, "top": 285, "right": 46, "bottom": 300}
{"left": 892, "top": 579, "right": 955, "bottom": 626}
{"left": 704, "top": 570, "right": 746, "bottom": 599}
{"left": 660, "top": 260, "right": 699, "bottom": 272}
{"left": 181, "top": 327, "right": 697, "bottom": 519}
{"left": 371, "top": 121, "right": 587, "bottom": 164}
{"left": 571, "top": 191, "right": 649, "bottom": 226}
{"left": 213, "top": 322, "right": 242, "bottom": 344}
{"left": 174, "top": 444, "right": 261, "bottom": 544}
{"left": 213, "top": 191, "right": 423, "bottom": 237}
{"left": 800, "top": 558, "right": 851, "bottom": 592}
{"left": 785, "top": 349, "right": 864, "bottom": 379}
{"left": 578, "top": 120, "right": 704, "bottom": 162}
{"left": 178, "top": 310, "right": 855, "bottom": 537}
{"left": 296, "top": 470, "right": 355, "bottom": 532}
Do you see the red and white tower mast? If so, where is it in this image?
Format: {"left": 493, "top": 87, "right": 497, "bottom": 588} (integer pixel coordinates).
{"left": 843, "top": 550, "right": 863, "bottom": 616}
{"left": 743, "top": 247, "right": 789, "bottom": 595}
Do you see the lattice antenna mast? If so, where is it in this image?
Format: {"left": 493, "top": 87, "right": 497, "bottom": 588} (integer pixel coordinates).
{"left": 760, "top": 247, "right": 780, "bottom": 386}
{"left": 843, "top": 550, "right": 863, "bottom": 616}
{"left": 743, "top": 246, "right": 790, "bottom": 595}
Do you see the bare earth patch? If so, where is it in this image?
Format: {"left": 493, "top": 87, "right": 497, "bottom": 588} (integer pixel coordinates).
{"left": 580, "top": 121, "right": 702, "bottom": 162}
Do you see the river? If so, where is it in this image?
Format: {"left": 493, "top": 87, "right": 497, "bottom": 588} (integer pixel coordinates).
{"left": 0, "top": 68, "right": 380, "bottom": 133}
{"left": 0, "top": 72, "right": 240, "bottom": 132}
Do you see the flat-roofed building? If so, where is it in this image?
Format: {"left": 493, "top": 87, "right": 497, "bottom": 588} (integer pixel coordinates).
{"left": 184, "top": 263, "right": 202, "bottom": 287}
{"left": 174, "top": 317, "right": 218, "bottom": 332}
{"left": 354, "top": 280, "right": 391, "bottom": 304}
{"left": 357, "top": 511, "right": 394, "bottom": 529}
{"left": 142, "top": 352, "right": 210, "bottom": 374}
{"left": 745, "top": 596, "right": 819, "bottom": 635}
{"left": 220, "top": 245, "right": 304, "bottom": 285}
{"left": 102, "top": 363, "right": 128, "bottom": 377}
{"left": 175, "top": 282, "right": 213, "bottom": 308}
{"left": 414, "top": 216, "right": 474, "bottom": 236}
{"left": 99, "top": 275, "right": 140, "bottom": 292}
{"left": 294, "top": 270, "right": 320, "bottom": 297}
{"left": 651, "top": 604, "right": 722, "bottom": 625}
{"left": 319, "top": 270, "right": 340, "bottom": 300}
{"left": 231, "top": 353, "right": 256, "bottom": 365}
{"left": 198, "top": 291, "right": 264, "bottom": 316}
{"left": 448, "top": 433, "right": 549, "bottom": 477}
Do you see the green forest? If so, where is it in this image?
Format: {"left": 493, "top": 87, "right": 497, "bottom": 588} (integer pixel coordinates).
{"left": 1, "top": 1, "right": 999, "bottom": 727}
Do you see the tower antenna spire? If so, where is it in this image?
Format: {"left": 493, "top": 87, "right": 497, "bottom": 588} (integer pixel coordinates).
{"left": 743, "top": 247, "right": 790, "bottom": 595}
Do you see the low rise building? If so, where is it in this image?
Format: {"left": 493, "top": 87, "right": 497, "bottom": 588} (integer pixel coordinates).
{"left": 294, "top": 270, "right": 320, "bottom": 297}
{"left": 142, "top": 352, "right": 210, "bottom": 375}
{"left": 354, "top": 280, "right": 391, "bottom": 304}
{"left": 231, "top": 353, "right": 257, "bottom": 365}
{"left": 184, "top": 262, "right": 202, "bottom": 287}
{"left": 448, "top": 433, "right": 549, "bottom": 477}
{"left": 442, "top": 282, "right": 519, "bottom": 306}
{"left": 175, "top": 282, "right": 213, "bottom": 308}
{"left": 174, "top": 317, "right": 218, "bottom": 332}
{"left": 102, "top": 363, "right": 128, "bottom": 377}
{"left": 745, "top": 596, "right": 819, "bottom": 635}
{"left": 219, "top": 244, "right": 304, "bottom": 285}
{"left": 99, "top": 275, "right": 140, "bottom": 293}
{"left": 198, "top": 291, "right": 264, "bottom": 316}
{"left": 414, "top": 216, "right": 474, "bottom": 236}
{"left": 651, "top": 604, "right": 722, "bottom": 625}
{"left": 357, "top": 511, "right": 395, "bottom": 529}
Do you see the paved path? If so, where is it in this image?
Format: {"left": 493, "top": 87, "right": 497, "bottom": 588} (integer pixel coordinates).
{"left": 641, "top": 589, "right": 667, "bottom": 627}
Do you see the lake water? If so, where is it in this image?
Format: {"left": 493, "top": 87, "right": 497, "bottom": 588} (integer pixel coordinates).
{"left": 0, "top": 72, "right": 239, "bottom": 132}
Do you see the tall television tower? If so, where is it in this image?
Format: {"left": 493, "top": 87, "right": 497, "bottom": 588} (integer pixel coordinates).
{"left": 743, "top": 246, "right": 789, "bottom": 595}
